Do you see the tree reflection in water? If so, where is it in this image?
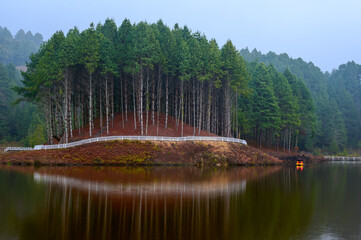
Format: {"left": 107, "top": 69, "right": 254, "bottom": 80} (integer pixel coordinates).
{"left": 0, "top": 166, "right": 315, "bottom": 240}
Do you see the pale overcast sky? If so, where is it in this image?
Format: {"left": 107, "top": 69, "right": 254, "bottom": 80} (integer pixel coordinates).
{"left": 1, "top": 0, "right": 360, "bottom": 72}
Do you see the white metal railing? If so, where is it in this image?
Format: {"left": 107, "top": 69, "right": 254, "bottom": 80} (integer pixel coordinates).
{"left": 324, "top": 156, "right": 361, "bottom": 161}
{"left": 4, "top": 136, "right": 247, "bottom": 152}
{"left": 4, "top": 147, "right": 34, "bottom": 152}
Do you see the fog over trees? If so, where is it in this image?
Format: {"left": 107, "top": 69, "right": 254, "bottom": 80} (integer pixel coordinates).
{"left": 0, "top": 26, "right": 43, "bottom": 66}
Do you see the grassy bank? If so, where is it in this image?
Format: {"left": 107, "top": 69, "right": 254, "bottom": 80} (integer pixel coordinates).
{"left": 0, "top": 140, "right": 282, "bottom": 166}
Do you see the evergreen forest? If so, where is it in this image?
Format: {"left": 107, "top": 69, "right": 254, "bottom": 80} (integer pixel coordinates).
{"left": 3, "top": 19, "right": 361, "bottom": 154}
{"left": 0, "top": 62, "right": 44, "bottom": 146}
{"left": 0, "top": 26, "right": 43, "bottom": 66}
{"left": 240, "top": 49, "right": 361, "bottom": 153}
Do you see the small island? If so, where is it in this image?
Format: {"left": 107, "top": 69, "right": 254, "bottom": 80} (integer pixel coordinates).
{"left": 1, "top": 19, "right": 333, "bottom": 166}
{"left": 1, "top": 112, "right": 323, "bottom": 166}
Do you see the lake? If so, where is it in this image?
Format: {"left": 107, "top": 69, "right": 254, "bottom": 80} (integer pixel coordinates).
{"left": 0, "top": 163, "right": 360, "bottom": 240}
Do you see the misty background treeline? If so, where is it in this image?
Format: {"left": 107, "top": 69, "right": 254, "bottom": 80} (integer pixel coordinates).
{"left": 0, "top": 26, "right": 44, "bottom": 146}
{"left": 0, "top": 63, "right": 44, "bottom": 146}
{"left": 0, "top": 26, "right": 43, "bottom": 66}
{"left": 1, "top": 19, "right": 360, "bottom": 153}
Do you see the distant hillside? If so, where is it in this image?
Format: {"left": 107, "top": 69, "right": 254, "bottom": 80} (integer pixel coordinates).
{"left": 327, "top": 61, "right": 361, "bottom": 149}
{"left": 0, "top": 26, "right": 43, "bottom": 66}
{"left": 240, "top": 48, "right": 326, "bottom": 95}
{"left": 240, "top": 48, "right": 361, "bottom": 152}
{"left": 0, "top": 62, "right": 41, "bottom": 144}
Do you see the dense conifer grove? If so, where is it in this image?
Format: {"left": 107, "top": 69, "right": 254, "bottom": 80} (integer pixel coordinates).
{"left": 240, "top": 49, "right": 361, "bottom": 153}
{"left": 14, "top": 19, "right": 315, "bottom": 152}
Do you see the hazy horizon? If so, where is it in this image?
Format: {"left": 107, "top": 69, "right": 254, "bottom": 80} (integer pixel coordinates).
{"left": 1, "top": 0, "right": 361, "bottom": 72}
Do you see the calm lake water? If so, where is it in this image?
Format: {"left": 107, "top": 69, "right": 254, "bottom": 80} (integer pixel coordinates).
{"left": 0, "top": 163, "right": 361, "bottom": 240}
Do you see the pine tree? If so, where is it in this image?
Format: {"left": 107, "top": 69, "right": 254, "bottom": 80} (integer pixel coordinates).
{"left": 79, "top": 23, "right": 100, "bottom": 137}
{"left": 249, "top": 63, "right": 280, "bottom": 148}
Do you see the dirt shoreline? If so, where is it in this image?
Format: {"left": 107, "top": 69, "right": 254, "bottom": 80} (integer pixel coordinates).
{"left": 0, "top": 140, "right": 324, "bottom": 167}
{"left": 0, "top": 113, "right": 325, "bottom": 167}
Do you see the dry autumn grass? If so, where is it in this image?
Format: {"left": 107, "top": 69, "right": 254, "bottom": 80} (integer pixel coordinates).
{"left": 0, "top": 139, "right": 282, "bottom": 166}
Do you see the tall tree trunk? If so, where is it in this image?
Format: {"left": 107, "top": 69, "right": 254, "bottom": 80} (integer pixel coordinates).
{"left": 198, "top": 81, "right": 203, "bottom": 135}
{"left": 283, "top": 129, "right": 287, "bottom": 152}
{"left": 53, "top": 97, "right": 65, "bottom": 143}
{"left": 69, "top": 68, "right": 73, "bottom": 141}
{"left": 181, "top": 80, "right": 184, "bottom": 137}
{"left": 92, "top": 96, "right": 95, "bottom": 131}
{"left": 156, "top": 69, "right": 162, "bottom": 136}
{"left": 175, "top": 88, "right": 179, "bottom": 130}
{"left": 99, "top": 86, "right": 102, "bottom": 135}
{"left": 197, "top": 81, "right": 200, "bottom": 133}
{"left": 64, "top": 69, "right": 69, "bottom": 143}
{"left": 259, "top": 129, "right": 263, "bottom": 149}
{"left": 67, "top": 68, "right": 73, "bottom": 141}
{"left": 288, "top": 130, "right": 292, "bottom": 153}
{"left": 188, "top": 87, "right": 191, "bottom": 125}
{"left": 48, "top": 97, "right": 53, "bottom": 145}
{"left": 151, "top": 66, "right": 158, "bottom": 126}
{"left": 124, "top": 74, "right": 128, "bottom": 122}
{"left": 235, "top": 89, "right": 238, "bottom": 138}
{"left": 165, "top": 74, "right": 169, "bottom": 129}
{"left": 105, "top": 75, "right": 110, "bottom": 135}
{"left": 46, "top": 111, "right": 51, "bottom": 144}
{"left": 55, "top": 104, "right": 59, "bottom": 137}
{"left": 70, "top": 105, "right": 73, "bottom": 139}
{"left": 140, "top": 66, "right": 144, "bottom": 136}
{"left": 132, "top": 75, "right": 137, "bottom": 129}
{"left": 89, "top": 74, "right": 93, "bottom": 137}
{"left": 145, "top": 68, "right": 150, "bottom": 135}
{"left": 64, "top": 90, "right": 68, "bottom": 143}
{"left": 59, "top": 102, "right": 62, "bottom": 138}
{"left": 212, "top": 95, "right": 217, "bottom": 134}
{"left": 120, "top": 73, "right": 124, "bottom": 128}
{"left": 83, "top": 94, "right": 85, "bottom": 135}
{"left": 73, "top": 97, "right": 77, "bottom": 133}
{"left": 193, "top": 78, "right": 196, "bottom": 136}
{"left": 111, "top": 77, "right": 114, "bottom": 129}
{"left": 79, "top": 96, "right": 82, "bottom": 136}
{"left": 52, "top": 105, "right": 56, "bottom": 140}
{"left": 206, "top": 81, "right": 212, "bottom": 133}
{"left": 69, "top": 95, "right": 73, "bottom": 139}
{"left": 224, "top": 80, "right": 231, "bottom": 137}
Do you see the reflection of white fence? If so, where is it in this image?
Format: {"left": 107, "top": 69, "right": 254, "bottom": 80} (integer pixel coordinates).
{"left": 34, "top": 172, "right": 247, "bottom": 197}
{"left": 324, "top": 156, "right": 361, "bottom": 161}
{"left": 4, "top": 136, "right": 247, "bottom": 152}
